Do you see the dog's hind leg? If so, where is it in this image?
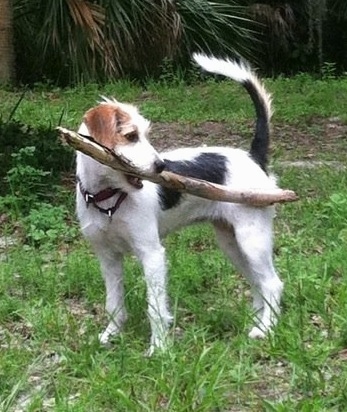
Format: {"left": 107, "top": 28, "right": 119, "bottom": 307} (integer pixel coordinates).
{"left": 214, "top": 221, "right": 264, "bottom": 318}
{"left": 94, "top": 249, "right": 127, "bottom": 345}
{"left": 234, "top": 214, "right": 283, "bottom": 338}
{"left": 214, "top": 213, "right": 283, "bottom": 338}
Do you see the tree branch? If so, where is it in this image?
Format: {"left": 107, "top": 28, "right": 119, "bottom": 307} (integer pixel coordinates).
{"left": 57, "top": 126, "right": 298, "bottom": 206}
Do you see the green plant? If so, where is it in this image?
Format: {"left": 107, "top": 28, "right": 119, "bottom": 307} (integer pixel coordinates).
{"left": 157, "top": 58, "right": 185, "bottom": 85}
{"left": 23, "top": 203, "right": 79, "bottom": 247}
{"left": 0, "top": 119, "right": 74, "bottom": 193}
{"left": 0, "top": 145, "right": 78, "bottom": 248}
{"left": 156, "top": 57, "right": 205, "bottom": 86}
{"left": 322, "top": 192, "right": 347, "bottom": 242}
{"left": 1, "top": 146, "right": 51, "bottom": 216}
{"left": 324, "top": 192, "right": 347, "bottom": 219}
{"left": 0, "top": 145, "right": 76, "bottom": 237}
{"left": 321, "top": 61, "right": 338, "bottom": 79}
{"left": 13, "top": 0, "right": 253, "bottom": 85}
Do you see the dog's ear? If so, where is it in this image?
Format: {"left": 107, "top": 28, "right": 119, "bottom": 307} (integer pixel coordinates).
{"left": 84, "top": 105, "right": 136, "bottom": 149}
{"left": 114, "top": 110, "right": 139, "bottom": 142}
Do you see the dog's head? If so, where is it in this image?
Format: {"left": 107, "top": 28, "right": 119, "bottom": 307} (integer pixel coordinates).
{"left": 78, "top": 97, "right": 165, "bottom": 188}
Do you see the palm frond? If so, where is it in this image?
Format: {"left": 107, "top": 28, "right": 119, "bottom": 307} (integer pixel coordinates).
{"left": 13, "top": 0, "right": 254, "bottom": 84}
{"left": 249, "top": 3, "right": 295, "bottom": 46}
{"left": 101, "top": 0, "right": 182, "bottom": 76}
{"left": 38, "top": 0, "right": 105, "bottom": 81}
{"left": 177, "top": 0, "right": 253, "bottom": 60}
{"left": 14, "top": 0, "right": 108, "bottom": 83}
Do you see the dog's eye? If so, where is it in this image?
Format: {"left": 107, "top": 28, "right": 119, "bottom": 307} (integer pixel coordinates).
{"left": 125, "top": 131, "right": 139, "bottom": 143}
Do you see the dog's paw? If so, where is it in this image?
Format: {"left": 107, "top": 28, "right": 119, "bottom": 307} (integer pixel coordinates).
{"left": 145, "top": 342, "right": 170, "bottom": 357}
{"left": 248, "top": 326, "right": 266, "bottom": 339}
{"left": 144, "top": 334, "right": 171, "bottom": 357}
{"left": 98, "top": 322, "right": 122, "bottom": 346}
{"left": 144, "top": 345, "right": 156, "bottom": 357}
{"left": 98, "top": 328, "right": 120, "bottom": 346}
{"left": 98, "top": 331, "right": 113, "bottom": 347}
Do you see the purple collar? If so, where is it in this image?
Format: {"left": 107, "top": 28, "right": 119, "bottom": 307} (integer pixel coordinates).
{"left": 77, "top": 177, "right": 127, "bottom": 218}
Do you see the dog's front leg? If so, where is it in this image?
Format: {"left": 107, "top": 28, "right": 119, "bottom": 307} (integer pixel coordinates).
{"left": 96, "top": 250, "right": 127, "bottom": 345}
{"left": 137, "top": 245, "right": 173, "bottom": 355}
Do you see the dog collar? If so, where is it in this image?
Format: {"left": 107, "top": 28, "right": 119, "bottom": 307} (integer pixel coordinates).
{"left": 77, "top": 177, "right": 127, "bottom": 218}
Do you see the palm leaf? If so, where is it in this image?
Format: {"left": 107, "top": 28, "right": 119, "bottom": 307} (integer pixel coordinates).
{"left": 38, "top": 0, "right": 105, "bottom": 81}
{"left": 14, "top": 0, "right": 107, "bottom": 83}
{"left": 248, "top": 3, "right": 295, "bottom": 47}
{"left": 100, "top": 0, "right": 182, "bottom": 76}
{"left": 13, "top": 0, "right": 254, "bottom": 84}
{"left": 177, "top": 0, "right": 253, "bottom": 59}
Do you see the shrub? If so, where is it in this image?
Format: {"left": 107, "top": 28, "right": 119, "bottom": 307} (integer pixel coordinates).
{"left": 0, "top": 119, "right": 74, "bottom": 195}
{"left": 23, "top": 202, "right": 79, "bottom": 247}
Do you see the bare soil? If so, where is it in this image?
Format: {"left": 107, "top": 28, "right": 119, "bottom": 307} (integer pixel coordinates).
{"left": 149, "top": 117, "right": 347, "bottom": 163}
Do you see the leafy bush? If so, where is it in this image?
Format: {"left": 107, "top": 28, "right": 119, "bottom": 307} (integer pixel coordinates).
{"left": 0, "top": 119, "right": 74, "bottom": 195}
{"left": 0, "top": 145, "right": 72, "bottom": 214}
{"left": 23, "top": 202, "right": 79, "bottom": 247}
{"left": 13, "top": 0, "right": 252, "bottom": 85}
{"left": 1, "top": 146, "right": 51, "bottom": 215}
{"left": 0, "top": 145, "right": 78, "bottom": 247}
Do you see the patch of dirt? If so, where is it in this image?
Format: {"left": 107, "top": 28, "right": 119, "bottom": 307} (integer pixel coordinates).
{"left": 150, "top": 121, "right": 246, "bottom": 151}
{"left": 149, "top": 117, "right": 347, "bottom": 163}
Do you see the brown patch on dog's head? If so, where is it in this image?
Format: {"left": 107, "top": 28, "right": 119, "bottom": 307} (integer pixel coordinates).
{"left": 83, "top": 104, "right": 138, "bottom": 150}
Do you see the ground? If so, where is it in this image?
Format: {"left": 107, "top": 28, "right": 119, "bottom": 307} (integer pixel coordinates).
{"left": 149, "top": 117, "right": 347, "bottom": 164}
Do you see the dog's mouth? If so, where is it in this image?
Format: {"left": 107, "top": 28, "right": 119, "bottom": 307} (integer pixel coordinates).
{"left": 125, "top": 174, "right": 143, "bottom": 189}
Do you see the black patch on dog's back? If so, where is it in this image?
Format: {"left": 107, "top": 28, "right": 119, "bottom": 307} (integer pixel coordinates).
{"left": 158, "top": 152, "right": 227, "bottom": 210}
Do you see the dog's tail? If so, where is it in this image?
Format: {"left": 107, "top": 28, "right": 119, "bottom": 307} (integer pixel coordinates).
{"left": 193, "top": 54, "right": 272, "bottom": 172}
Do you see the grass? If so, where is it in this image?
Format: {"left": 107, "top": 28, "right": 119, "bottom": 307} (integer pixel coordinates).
{"left": 1, "top": 73, "right": 347, "bottom": 128}
{"left": 0, "top": 73, "right": 347, "bottom": 410}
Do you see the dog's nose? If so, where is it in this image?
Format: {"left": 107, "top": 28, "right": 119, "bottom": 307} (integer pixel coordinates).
{"left": 154, "top": 160, "right": 166, "bottom": 174}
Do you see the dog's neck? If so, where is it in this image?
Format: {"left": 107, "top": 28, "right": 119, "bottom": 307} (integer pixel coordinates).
{"left": 76, "top": 152, "right": 126, "bottom": 193}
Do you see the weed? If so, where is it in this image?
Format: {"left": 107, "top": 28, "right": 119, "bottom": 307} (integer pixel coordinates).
{"left": 322, "top": 192, "right": 347, "bottom": 242}
{"left": 0, "top": 120, "right": 73, "bottom": 189}
{"left": 23, "top": 203, "right": 79, "bottom": 247}
{"left": 1, "top": 147, "right": 50, "bottom": 216}
{"left": 0, "top": 146, "right": 78, "bottom": 249}
{"left": 321, "top": 61, "right": 338, "bottom": 80}
{"left": 157, "top": 57, "right": 203, "bottom": 86}
{"left": 323, "top": 192, "right": 347, "bottom": 224}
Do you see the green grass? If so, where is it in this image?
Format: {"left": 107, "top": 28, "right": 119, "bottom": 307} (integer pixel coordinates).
{"left": 0, "top": 74, "right": 347, "bottom": 410}
{"left": 1, "top": 74, "right": 347, "bottom": 128}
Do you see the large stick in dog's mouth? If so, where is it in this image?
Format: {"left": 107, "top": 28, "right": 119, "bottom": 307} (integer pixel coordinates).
{"left": 57, "top": 126, "right": 298, "bottom": 206}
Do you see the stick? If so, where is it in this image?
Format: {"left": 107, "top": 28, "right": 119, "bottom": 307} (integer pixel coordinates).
{"left": 57, "top": 127, "right": 298, "bottom": 206}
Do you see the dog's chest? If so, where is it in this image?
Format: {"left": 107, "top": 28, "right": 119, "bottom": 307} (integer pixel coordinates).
{"left": 78, "top": 204, "right": 133, "bottom": 254}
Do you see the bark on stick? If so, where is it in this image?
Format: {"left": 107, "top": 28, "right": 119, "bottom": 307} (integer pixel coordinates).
{"left": 57, "top": 126, "right": 298, "bottom": 206}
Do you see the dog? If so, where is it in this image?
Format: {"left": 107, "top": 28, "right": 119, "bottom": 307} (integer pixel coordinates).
{"left": 76, "top": 54, "right": 283, "bottom": 354}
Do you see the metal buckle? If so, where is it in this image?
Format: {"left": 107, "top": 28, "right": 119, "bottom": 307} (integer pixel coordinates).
{"left": 85, "top": 193, "right": 94, "bottom": 206}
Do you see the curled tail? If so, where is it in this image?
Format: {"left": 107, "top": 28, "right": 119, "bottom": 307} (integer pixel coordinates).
{"left": 193, "top": 53, "right": 272, "bottom": 172}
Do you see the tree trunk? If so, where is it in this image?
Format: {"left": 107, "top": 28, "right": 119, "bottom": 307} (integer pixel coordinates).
{"left": 0, "top": 0, "right": 15, "bottom": 83}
